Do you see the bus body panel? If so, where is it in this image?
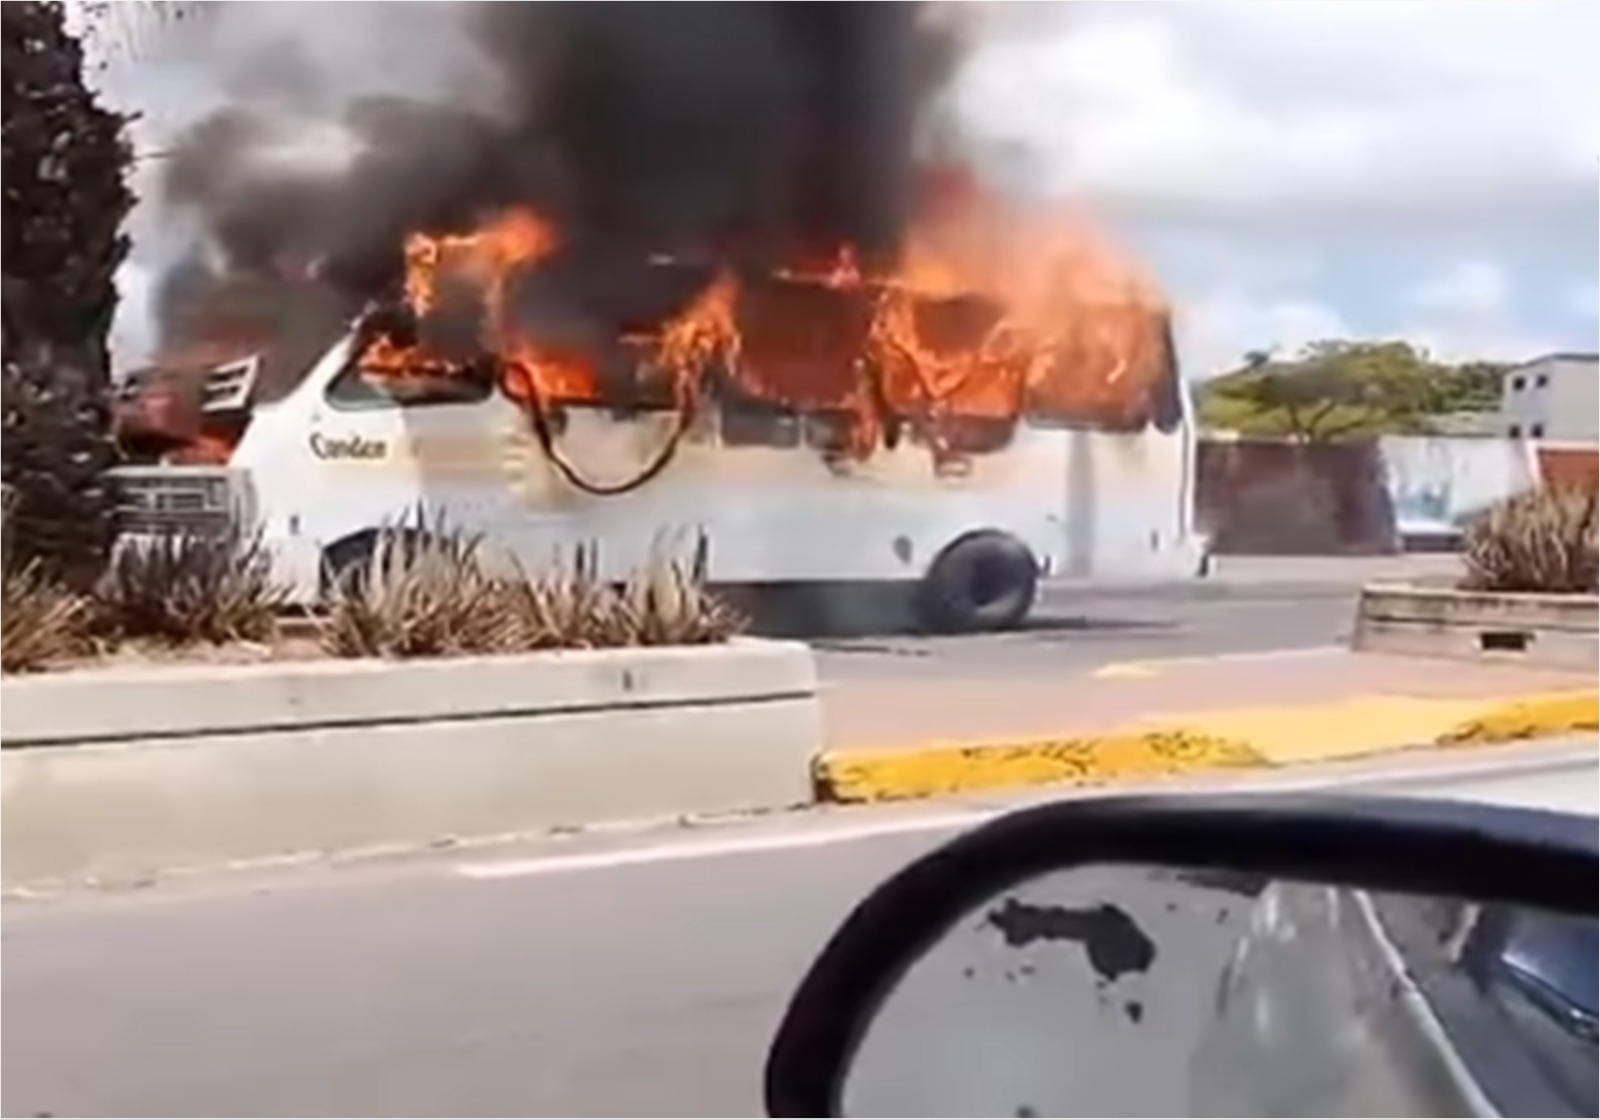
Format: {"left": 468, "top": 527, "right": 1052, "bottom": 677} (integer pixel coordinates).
{"left": 222, "top": 333, "right": 1201, "bottom": 603}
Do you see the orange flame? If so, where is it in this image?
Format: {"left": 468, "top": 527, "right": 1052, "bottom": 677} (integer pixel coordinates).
{"left": 357, "top": 169, "right": 1176, "bottom": 469}
{"left": 655, "top": 272, "right": 740, "bottom": 401}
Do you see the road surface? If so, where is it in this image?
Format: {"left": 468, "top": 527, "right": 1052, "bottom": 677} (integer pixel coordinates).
{"left": 812, "top": 573, "right": 1363, "bottom": 684}
{"left": 804, "top": 555, "right": 1465, "bottom": 684}
{"left": 3, "top": 737, "right": 1593, "bottom": 1119}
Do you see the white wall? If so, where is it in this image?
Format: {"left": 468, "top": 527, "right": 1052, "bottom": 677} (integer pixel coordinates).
{"left": 1500, "top": 354, "right": 1600, "bottom": 441}
{"left": 1378, "top": 435, "right": 1541, "bottom": 540}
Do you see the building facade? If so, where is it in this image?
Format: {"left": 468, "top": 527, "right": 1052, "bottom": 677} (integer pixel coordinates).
{"left": 1500, "top": 352, "right": 1599, "bottom": 442}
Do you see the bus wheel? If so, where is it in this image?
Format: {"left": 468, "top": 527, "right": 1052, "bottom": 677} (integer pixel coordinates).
{"left": 320, "top": 532, "right": 382, "bottom": 600}
{"left": 913, "top": 531, "right": 1039, "bottom": 635}
{"left": 320, "top": 529, "right": 429, "bottom": 600}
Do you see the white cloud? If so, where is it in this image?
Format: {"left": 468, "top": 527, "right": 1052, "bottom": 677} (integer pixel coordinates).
{"left": 949, "top": 0, "right": 1597, "bottom": 373}
{"left": 1400, "top": 321, "right": 1553, "bottom": 365}
{"left": 953, "top": 1, "right": 1597, "bottom": 226}
{"left": 1176, "top": 289, "right": 1350, "bottom": 379}
{"left": 1565, "top": 281, "right": 1599, "bottom": 322}
{"left": 1406, "top": 261, "right": 1509, "bottom": 317}
{"left": 1398, "top": 262, "right": 1557, "bottom": 362}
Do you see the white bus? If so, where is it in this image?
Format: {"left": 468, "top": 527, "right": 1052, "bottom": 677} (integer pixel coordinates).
{"left": 114, "top": 298, "right": 1204, "bottom": 634}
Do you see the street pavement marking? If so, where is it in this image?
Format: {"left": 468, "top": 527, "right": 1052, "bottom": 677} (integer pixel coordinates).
{"left": 1352, "top": 890, "right": 1500, "bottom": 1116}
{"left": 456, "top": 740, "right": 1596, "bottom": 882}
{"left": 456, "top": 809, "right": 991, "bottom": 880}
{"left": 1090, "top": 645, "right": 1345, "bottom": 680}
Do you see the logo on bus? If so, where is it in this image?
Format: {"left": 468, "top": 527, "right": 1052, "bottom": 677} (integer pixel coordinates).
{"left": 309, "top": 432, "right": 388, "bottom": 462}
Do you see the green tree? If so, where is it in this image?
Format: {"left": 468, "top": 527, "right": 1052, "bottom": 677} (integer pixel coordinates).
{"left": 1198, "top": 340, "right": 1508, "bottom": 441}
{"left": 1, "top": 0, "right": 135, "bottom": 587}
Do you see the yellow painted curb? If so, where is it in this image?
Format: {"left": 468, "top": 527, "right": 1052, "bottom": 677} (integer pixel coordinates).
{"left": 816, "top": 689, "right": 1599, "bottom": 805}
{"left": 1439, "top": 690, "right": 1599, "bottom": 745}
{"left": 814, "top": 731, "right": 1268, "bottom": 805}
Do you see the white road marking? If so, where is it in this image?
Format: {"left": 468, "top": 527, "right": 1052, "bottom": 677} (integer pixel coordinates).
{"left": 456, "top": 809, "right": 992, "bottom": 879}
{"left": 1090, "top": 645, "right": 1343, "bottom": 679}
{"left": 456, "top": 741, "right": 1595, "bottom": 882}
{"left": 1352, "top": 890, "right": 1499, "bottom": 1118}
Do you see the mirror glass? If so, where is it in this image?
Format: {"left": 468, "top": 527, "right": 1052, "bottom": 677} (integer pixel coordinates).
{"left": 836, "top": 865, "right": 1597, "bottom": 1118}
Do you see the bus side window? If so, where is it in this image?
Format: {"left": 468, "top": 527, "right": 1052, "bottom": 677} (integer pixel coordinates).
{"left": 326, "top": 360, "right": 495, "bottom": 410}
{"left": 720, "top": 398, "right": 801, "bottom": 448}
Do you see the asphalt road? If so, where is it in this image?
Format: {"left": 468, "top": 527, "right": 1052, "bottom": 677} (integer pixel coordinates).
{"left": 811, "top": 576, "right": 1358, "bottom": 683}
{"left": 4, "top": 738, "right": 1593, "bottom": 1119}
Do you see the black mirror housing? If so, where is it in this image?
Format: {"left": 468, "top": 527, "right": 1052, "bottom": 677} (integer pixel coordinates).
{"left": 764, "top": 794, "right": 1599, "bottom": 1118}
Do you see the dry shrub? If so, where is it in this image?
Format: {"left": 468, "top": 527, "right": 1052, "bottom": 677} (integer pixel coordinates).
{"left": 319, "top": 523, "right": 521, "bottom": 658}
{"left": 321, "top": 526, "right": 745, "bottom": 659}
{"left": 497, "top": 542, "right": 746, "bottom": 650}
{"left": 614, "top": 546, "right": 746, "bottom": 646}
{"left": 2, "top": 555, "right": 93, "bottom": 672}
{"left": 2, "top": 486, "right": 92, "bottom": 672}
{"left": 1463, "top": 488, "right": 1598, "bottom": 595}
{"left": 491, "top": 543, "right": 619, "bottom": 651}
{"left": 97, "top": 523, "right": 290, "bottom": 645}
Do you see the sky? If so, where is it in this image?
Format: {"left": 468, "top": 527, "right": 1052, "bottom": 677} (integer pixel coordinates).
{"left": 78, "top": 0, "right": 1600, "bottom": 381}
{"left": 950, "top": 0, "right": 1599, "bottom": 377}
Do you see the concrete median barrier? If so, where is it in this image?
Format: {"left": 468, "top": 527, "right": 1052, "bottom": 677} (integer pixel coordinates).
{"left": 1353, "top": 583, "right": 1599, "bottom": 670}
{"left": 2, "top": 639, "right": 820, "bottom": 890}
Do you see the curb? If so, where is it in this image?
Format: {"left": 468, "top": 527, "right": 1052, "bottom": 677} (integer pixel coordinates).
{"left": 814, "top": 689, "right": 1598, "bottom": 805}
{"left": 1441, "top": 692, "right": 1600, "bottom": 745}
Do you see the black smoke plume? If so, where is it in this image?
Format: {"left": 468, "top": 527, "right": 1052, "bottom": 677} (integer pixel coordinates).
{"left": 157, "top": 3, "right": 962, "bottom": 358}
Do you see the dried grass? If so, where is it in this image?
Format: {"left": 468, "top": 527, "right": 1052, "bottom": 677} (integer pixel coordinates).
{"left": 319, "top": 523, "right": 745, "bottom": 659}
{"left": 95, "top": 523, "right": 291, "bottom": 645}
{"left": 318, "top": 521, "right": 521, "bottom": 658}
{"left": 1, "top": 555, "right": 93, "bottom": 672}
{"left": 1462, "top": 488, "right": 1598, "bottom": 595}
{"left": 2, "top": 486, "right": 93, "bottom": 672}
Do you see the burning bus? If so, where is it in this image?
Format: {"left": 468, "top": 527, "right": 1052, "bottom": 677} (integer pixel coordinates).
{"left": 104, "top": 5, "right": 1201, "bottom": 632}
{"left": 113, "top": 165, "right": 1201, "bottom": 633}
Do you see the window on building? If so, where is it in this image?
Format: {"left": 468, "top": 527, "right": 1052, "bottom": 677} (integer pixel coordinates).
{"left": 1508, "top": 424, "right": 1521, "bottom": 437}
{"left": 1530, "top": 423, "right": 1545, "bottom": 438}
{"left": 1535, "top": 373, "right": 1549, "bottom": 388}
{"left": 1511, "top": 376, "right": 1527, "bottom": 391}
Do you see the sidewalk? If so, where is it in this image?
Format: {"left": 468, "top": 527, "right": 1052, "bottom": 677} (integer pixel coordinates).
{"left": 817, "top": 651, "right": 1597, "bottom": 803}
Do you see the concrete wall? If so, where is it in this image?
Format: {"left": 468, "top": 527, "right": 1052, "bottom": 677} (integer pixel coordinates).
{"left": 1378, "top": 435, "right": 1540, "bottom": 546}
{"left": 2, "top": 640, "right": 822, "bottom": 889}
{"left": 1537, "top": 444, "right": 1600, "bottom": 494}
{"left": 1196, "top": 439, "right": 1398, "bottom": 555}
{"left": 1198, "top": 434, "right": 1583, "bottom": 556}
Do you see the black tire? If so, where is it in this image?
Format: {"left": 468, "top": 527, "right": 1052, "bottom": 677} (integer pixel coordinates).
{"left": 322, "top": 528, "right": 460, "bottom": 600}
{"left": 913, "top": 531, "right": 1039, "bottom": 634}
{"left": 320, "top": 532, "right": 380, "bottom": 600}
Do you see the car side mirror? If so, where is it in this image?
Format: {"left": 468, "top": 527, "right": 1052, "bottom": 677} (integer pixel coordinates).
{"left": 764, "top": 795, "right": 1598, "bottom": 1118}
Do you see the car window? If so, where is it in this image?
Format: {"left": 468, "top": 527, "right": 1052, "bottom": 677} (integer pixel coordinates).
{"left": 325, "top": 359, "right": 494, "bottom": 410}
{"left": 1495, "top": 910, "right": 1598, "bottom": 1027}
{"left": 1375, "top": 896, "right": 1598, "bottom": 1119}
